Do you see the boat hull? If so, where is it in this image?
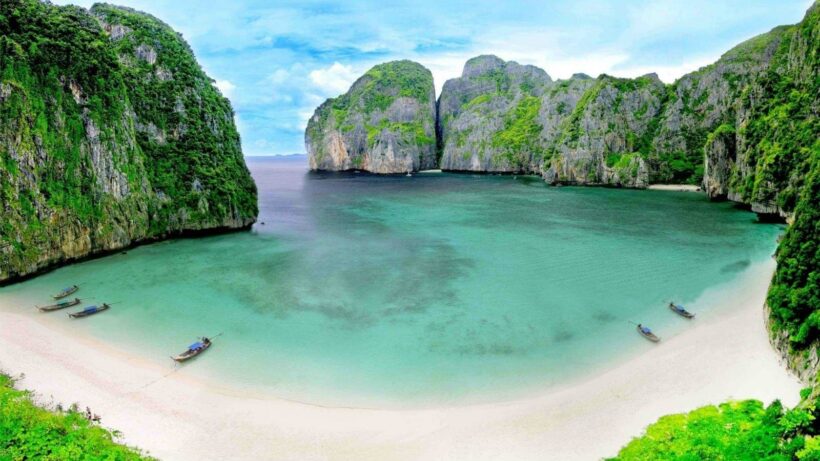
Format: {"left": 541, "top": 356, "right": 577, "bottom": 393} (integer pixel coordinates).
{"left": 38, "top": 299, "right": 81, "bottom": 312}
{"left": 172, "top": 342, "right": 212, "bottom": 362}
{"left": 69, "top": 304, "right": 110, "bottom": 319}
{"left": 669, "top": 304, "right": 695, "bottom": 319}
{"left": 637, "top": 325, "right": 661, "bottom": 342}
{"left": 53, "top": 286, "right": 79, "bottom": 300}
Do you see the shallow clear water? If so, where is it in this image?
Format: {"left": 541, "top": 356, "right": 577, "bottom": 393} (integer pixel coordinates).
{"left": 0, "top": 158, "right": 782, "bottom": 407}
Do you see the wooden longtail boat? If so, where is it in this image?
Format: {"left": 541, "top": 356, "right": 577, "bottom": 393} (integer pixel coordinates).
{"left": 669, "top": 302, "right": 695, "bottom": 319}
{"left": 38, "top": 298, "right": 81, "bottom": 312}
{"left": 172, "top": 338, "right": 212, "bottom": 362}
{"left": 68, "top": 304, "right": 110, "bottom": 319}
{"left": 53, "top": 285, "right": 79, "bottom": 299}
{"left": 637, "top": 324, "right": 661, "bottom": 342}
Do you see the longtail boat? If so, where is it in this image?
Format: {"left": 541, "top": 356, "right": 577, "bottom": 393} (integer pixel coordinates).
{"left": 53, "top": 285, "right": 79, "bottom": 299}
{"left": 669, "top": 302, "right": 695, "bottom": 319}
{"left": 172, "top": 337, "right": 212, "bottom": 362}
{"left": 68, "top": 304, "right": 110, "bottom": 319}
{"left": 38, "top": 298, "right": 81, "bottom": 312}
{"left": 636, "top": 324, "right": 660, "bottom": 342}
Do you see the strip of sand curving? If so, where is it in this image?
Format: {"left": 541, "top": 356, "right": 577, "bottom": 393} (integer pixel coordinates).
{"left": 0, "top": 258, "right": 801, "bottom": 461}
{"left": 647, "top": 184, "right": 703, "bottom": 192}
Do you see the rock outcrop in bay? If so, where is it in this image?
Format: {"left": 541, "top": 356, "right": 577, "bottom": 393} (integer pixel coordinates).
{"left": 436, "top": 35, "right": 795, "bottom": 193}
{"left": 305, "top": 60, "right": 437, "bottom": 173}
{"left": 0, "top": 1, "right": 258, "bottom": 283}
{"left": 437, "top": 55, "right": 553, "bottom": 172}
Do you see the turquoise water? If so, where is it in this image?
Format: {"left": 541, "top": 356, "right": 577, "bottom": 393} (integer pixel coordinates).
{"left": 0, "top": 159, "right": 782, "bottom": 407}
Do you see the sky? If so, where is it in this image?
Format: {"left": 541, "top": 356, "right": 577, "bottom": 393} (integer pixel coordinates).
{"left": 55, "top": 0, "right": 813, "bottom": 156}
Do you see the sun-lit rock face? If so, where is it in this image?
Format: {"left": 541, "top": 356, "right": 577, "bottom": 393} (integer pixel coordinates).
{"left": 305, "top": 60, "right": 437, "bottom": 174}
{"left": 0, "top": 1, "right": 257, "bottom": 282}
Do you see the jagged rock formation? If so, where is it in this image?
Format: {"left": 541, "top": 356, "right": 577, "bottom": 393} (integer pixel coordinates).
{"left": 544, "top": 73, "right": 666, "bottom": 187}
{"left": 431, "top": 10, "right": 814, "bottom": 207}
{"left": 305, "top": 60, "right": 437, "bottom": 173}
{"left": 437, "top": 55, "right": 552, "bottom": 172}
{"left": 0, "top": 0, "right": 258, "bottom": 283}
{"left": 437, "top": 57, "right": 666, "bottom": 187}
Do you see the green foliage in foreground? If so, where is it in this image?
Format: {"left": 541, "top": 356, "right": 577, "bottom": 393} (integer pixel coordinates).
{"left": 0, "top": 374, "right": 153, "bottom": 460}
{"left": 608, "top": 399, "right": 820, "bottom": 461}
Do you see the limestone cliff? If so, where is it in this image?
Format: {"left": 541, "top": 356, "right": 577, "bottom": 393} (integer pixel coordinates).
{"left": 431, "top": 19, "right": 806, "bottom": 198}
{"left": 544, "top": 73, "right": 666, "bottom": 187}
{"left": 437, "top": 55, "right": 553, "bottom": 172}
{"left": 0, "top": 1, "right": 257, "bottom": 283}
{"left": 305, "top": 60, "right": 437, "bottom": 173}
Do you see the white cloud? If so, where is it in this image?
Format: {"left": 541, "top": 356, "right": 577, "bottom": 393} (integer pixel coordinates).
{"left": 268, "top": 68, "right": 291, "bottom": 84}
{"left": 308, "top": 62, "right": 359, "bottom": 97}
{"left": 213, "top": 79, "right": 236, "bottom": 97}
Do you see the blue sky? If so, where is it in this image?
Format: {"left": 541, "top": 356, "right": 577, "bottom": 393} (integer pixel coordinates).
{"left": 56, "top": 0, "right": 813, "bottom": 156}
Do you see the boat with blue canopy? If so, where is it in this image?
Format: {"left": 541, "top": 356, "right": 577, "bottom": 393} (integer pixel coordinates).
{"left": 636, "top": 323, "right": 660, "bottom": 342}
{"left": 53, "top": 285, "right": 79, "bottom": 299}
{"left": 669, "top": 302, "right": 695, "bottom": 319}
{"left": 68, "top": 304, "right": 110, "bottom": 319}
{"left": 172, "top": 337, "right": 212, "bottom": 362}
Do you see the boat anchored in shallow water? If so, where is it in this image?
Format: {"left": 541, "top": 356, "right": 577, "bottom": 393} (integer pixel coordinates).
{"left": 669, "top": 302, "right": 695, "bottom": 319}
{"left": 172, "top": 337, "right": 212, "bottom": 362}
{"left": 636, "top": 324, "right": 660, "bottom": 342}
{"left": 53, "top": 285, "right": 79, "bottom": 299}
{"left": 38, "top": 298, "right": 81, "bottom": 312}
{"left": 69, "top": 304, "right": 110, "bottom": 319}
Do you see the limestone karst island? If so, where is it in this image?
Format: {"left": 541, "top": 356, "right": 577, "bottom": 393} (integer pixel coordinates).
{"left": 0, "top": 0, "right": 817, "bottom": 460}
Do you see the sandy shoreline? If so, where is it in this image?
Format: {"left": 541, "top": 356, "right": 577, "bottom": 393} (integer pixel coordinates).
{"left": 647, "top": 184, "right": 703, "bottom": 192}
{"left": 0, "top": 259, "right": 802, "bottom": 461}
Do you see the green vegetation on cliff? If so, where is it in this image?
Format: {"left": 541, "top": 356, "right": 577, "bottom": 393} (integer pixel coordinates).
{"left": 769, "top": 163, "right": 820, "bottom": 348}
{"left": 436, "top": 56, "right": 553, "bottom": 172}
{"left": 305, "top": 60, "right": 437, "bottom": 172}
{"left": 313, "top": 60, "right": 434, "bottom": 143}
{"left": 0, "top": 0, "right": 141, "bottom": 264}
{"left": 91, "top": 3, "right": 258, "bottom": 231}
{"left": 609, "top": 399, "right": 820, "bottom": 461}
{"left": 753, "top": 2, "right": 819, "bottom": 351}
{"left": 492, "top": 95, "right": 543, "bottom": 169}
{"left": 0, "top": 374, "right": 153, "bottom": 460}
{"left": 0, "top": 0, "right": 257, "bottom": 282}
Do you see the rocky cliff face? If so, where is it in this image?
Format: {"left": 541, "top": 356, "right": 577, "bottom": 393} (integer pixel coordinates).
{"left": 304, "top": 6, "right": 815, "bottom": 211}
{"left": 438, "top": 59, "right": 666, "bottom": 185}
{"left": 432, "top": 21, "right": 804, "bottom": 197}
{"left": 543, "top": 73, "right": 666, "bottom": 187}
{"left": 0, "top": 0, "right": 257, "bottom": 283}
{"left": 305, "top": 60, "right": 437, "bottom": 173}
{"left": 437, "top": 55, "right": 553, "bottom": 172}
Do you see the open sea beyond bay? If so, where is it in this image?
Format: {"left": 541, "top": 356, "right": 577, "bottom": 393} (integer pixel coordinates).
{"left": 0, "top": 157, "right": 783, "bottom": 407}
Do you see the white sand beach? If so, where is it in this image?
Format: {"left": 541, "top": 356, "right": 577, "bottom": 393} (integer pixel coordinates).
{"left": 647, "top": 184, "right": 703, "bottom": 192}
{"left": 0, "top": 259, "right": 802, "bottom": 461}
